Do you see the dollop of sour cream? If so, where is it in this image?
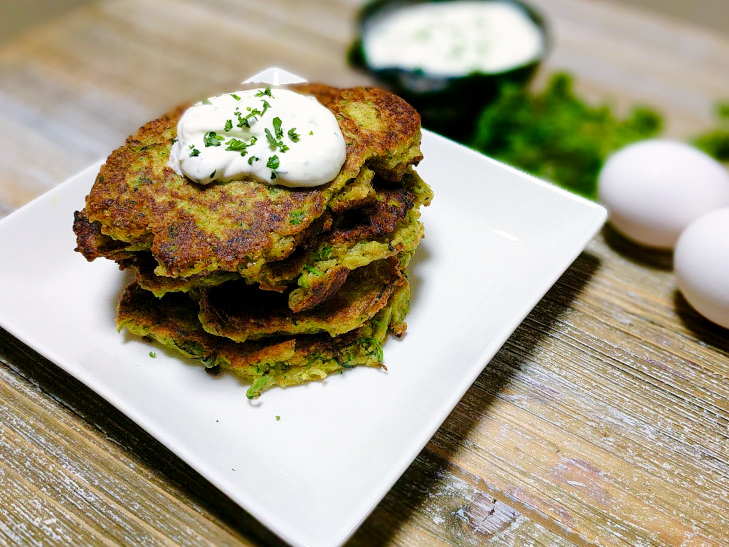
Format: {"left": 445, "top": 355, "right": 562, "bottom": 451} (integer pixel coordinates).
{"left": 168, "top": 88, "right": 346, "bottom": 187}
{"left": 363, "top": 1, "right": 544, "bottom": 77}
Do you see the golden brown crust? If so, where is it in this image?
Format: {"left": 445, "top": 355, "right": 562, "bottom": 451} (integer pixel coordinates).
{"left": 198, "top": 257, "right": 405, "bottom": 342}
{"left": 75, "top": 85, "right": 422, "bottom": 280}
{"left": 290, "top": 84, "right": 423, "bottom": 181}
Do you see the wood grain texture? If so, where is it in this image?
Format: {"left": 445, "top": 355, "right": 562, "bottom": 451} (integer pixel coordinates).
{"left": 0, "top": 0, "right": 728, "bottom": 545}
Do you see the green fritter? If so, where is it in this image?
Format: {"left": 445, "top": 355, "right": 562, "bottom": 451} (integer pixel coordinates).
{"left": 198, "top": 257, "right": 405, "bottom": 342}
{"left": 117, "top": 281, "right": 410, "bottom": 399}
{"left": 128, "top": 168, "right": 432, "bottom": 306}
{"left": 75, "top": 85, "right": 423, "bottom": 280}
{"left": 288, "top": 168, "right": 432, "bottom": 311}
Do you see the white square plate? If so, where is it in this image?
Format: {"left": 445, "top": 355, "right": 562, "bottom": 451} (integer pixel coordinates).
{"left": 0, "top": 69, "right": 606, "bottom": 546}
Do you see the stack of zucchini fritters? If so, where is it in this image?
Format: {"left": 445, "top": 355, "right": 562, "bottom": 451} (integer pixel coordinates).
{"left": 73, "top": 83, "right": 432, "bottom": 398}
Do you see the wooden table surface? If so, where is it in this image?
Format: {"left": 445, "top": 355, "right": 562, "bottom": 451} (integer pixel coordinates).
{"left": 1, "top": 0, "right": 728, "bottom": 545}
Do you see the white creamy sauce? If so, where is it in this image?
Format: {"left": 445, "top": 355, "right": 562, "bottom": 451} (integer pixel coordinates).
{"left": 363, "top": 1, "right": 544, "bottom": 76}
{"left": 168, "top": 88, "right": 346, "bottom": 187}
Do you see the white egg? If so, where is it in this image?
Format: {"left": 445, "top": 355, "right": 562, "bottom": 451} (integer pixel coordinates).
{"left": 674, "top": 207, "right": 729, "bottom": 330}
{"left": 598, "top": 139, "right": 729, "bottom": 249}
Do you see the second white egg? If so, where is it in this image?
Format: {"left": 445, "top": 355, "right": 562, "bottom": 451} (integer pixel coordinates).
{"left": 598, "top": 139, "right": 729, "bottom": 249}
{"left": 674, "top": 207, "right": 729, "bottom": 330}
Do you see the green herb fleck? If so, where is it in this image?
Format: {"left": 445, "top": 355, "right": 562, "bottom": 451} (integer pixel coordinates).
{"left": 267, "top": 155, "right": 280, "bottom": 179}
{"left": 256, "top": 88, "right": 273, "bottom": 97}
{"left": 315, "top": 244, "right": 332, "bottom": 261}
{"left": 189, "top": 145, "right": 200, "bottom": 157}
{"left": 273, "top": 117, "right": 284, "bottom": 138}
{"left": 234, "top": 108, "right": 250, "bottom": 128}
{"left": 275, "top": 415, "right": 281, "bottom": 421}
{"left": 235, "top": 105, "right": 265, "bottom": 129}
{"left": 290, "top": 210, "right": 306, "bottom": 225}
{"left": 267, "top": 155, "right": 280, "bottom": 170}
{"left": 288, "top": 128, "right": 300, "bottom": 142}
{"left": 248, "top": 155, "right": 260, "bottom": 165}
{"left": 226, "top": 138, "right": 249, "bottom": 153}
{"left": 230, "top": 93, "right": 241, "bottom": 100}
{"left": 149, "top": 351, "right": 156, "bottom": 358}
{"left": 304, "top": 264, "right": 323, "bottom": 275}
{"left": 359, "top": 337, "right": 384, "bottom": 362}
{"left": 204, "top": 131, "right": 225, "bottom": 147}
{"left": 265, "top": 128, "right": 278, "bottom": 148}
{"left": 266, "top": 118, "right": 290, "bottom": 152}
{"left": 224, "top": 119, "right": 233, "bottom": 132}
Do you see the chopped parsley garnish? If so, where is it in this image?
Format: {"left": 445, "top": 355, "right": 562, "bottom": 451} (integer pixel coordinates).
{"left": 210, "top": 170, "right": 216, "bottom": 178}
{"left": 149, "top": 351, "right": 156, "bottom": 358}
{"left": 265, "top": 128, "right": 280, "bottom": 149}
{"left": 256, "top": 88, "right": 273, "bottom": 97}
{"left": 273, "top": 117, "right": 284, "bottom": 138}
{"left": 266, "top": 155, "right": 280, "bottom": 169}
{"left": 234, "top": 98, "right": 270, "bottom": 129}
{"left": 224, "top": 119, "right": 233, "bottom": 132}
{"left": 248, "top": 155, "right": 259, "bottom": 165}
{"left": 266, "top": 117, "right": 290, "bottom": 152}
{"left": 204, "top": 131, "right": 224, "bottom": 147}
{"left": 189, "top": 144, "right": 200, "bottom": 157}
{"left": 234, "top": 108, "right": 250, "bottom": 128}
{"left": 288, "top": 128, "right": 300, "bottom": 142}
{"left": 230, "top": 93, "right": 241, "bottom": 100}
{"left": 267, "top": 155, "right": 280, "bottom": 179}
{"left": 225, "top": 138, "right": 249, "bottom": 154}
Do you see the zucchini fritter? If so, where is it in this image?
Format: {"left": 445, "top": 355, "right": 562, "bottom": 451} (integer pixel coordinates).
{"left": 75, "top": 83, "right": 430, "bottom": 397}
{"left": 117, "top": 281, "right": 409, "bottom": 399}
{"left": 75, "top": 85, "right": 423, "bottom": 280}
{"left": 198, "top": 257, "right": 406, "bottom": 342}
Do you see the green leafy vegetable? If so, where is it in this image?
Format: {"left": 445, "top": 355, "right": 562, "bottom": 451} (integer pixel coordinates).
{"left": 469, "top": 73, "right": 663, "bottom": 199}
{"left": 691, "top": 101, "right": 729, "bottom": 162}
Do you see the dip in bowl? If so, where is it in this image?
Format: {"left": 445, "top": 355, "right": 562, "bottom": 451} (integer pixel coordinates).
{"left": 349, "top": 0, "right": 549, "bottom": 139}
